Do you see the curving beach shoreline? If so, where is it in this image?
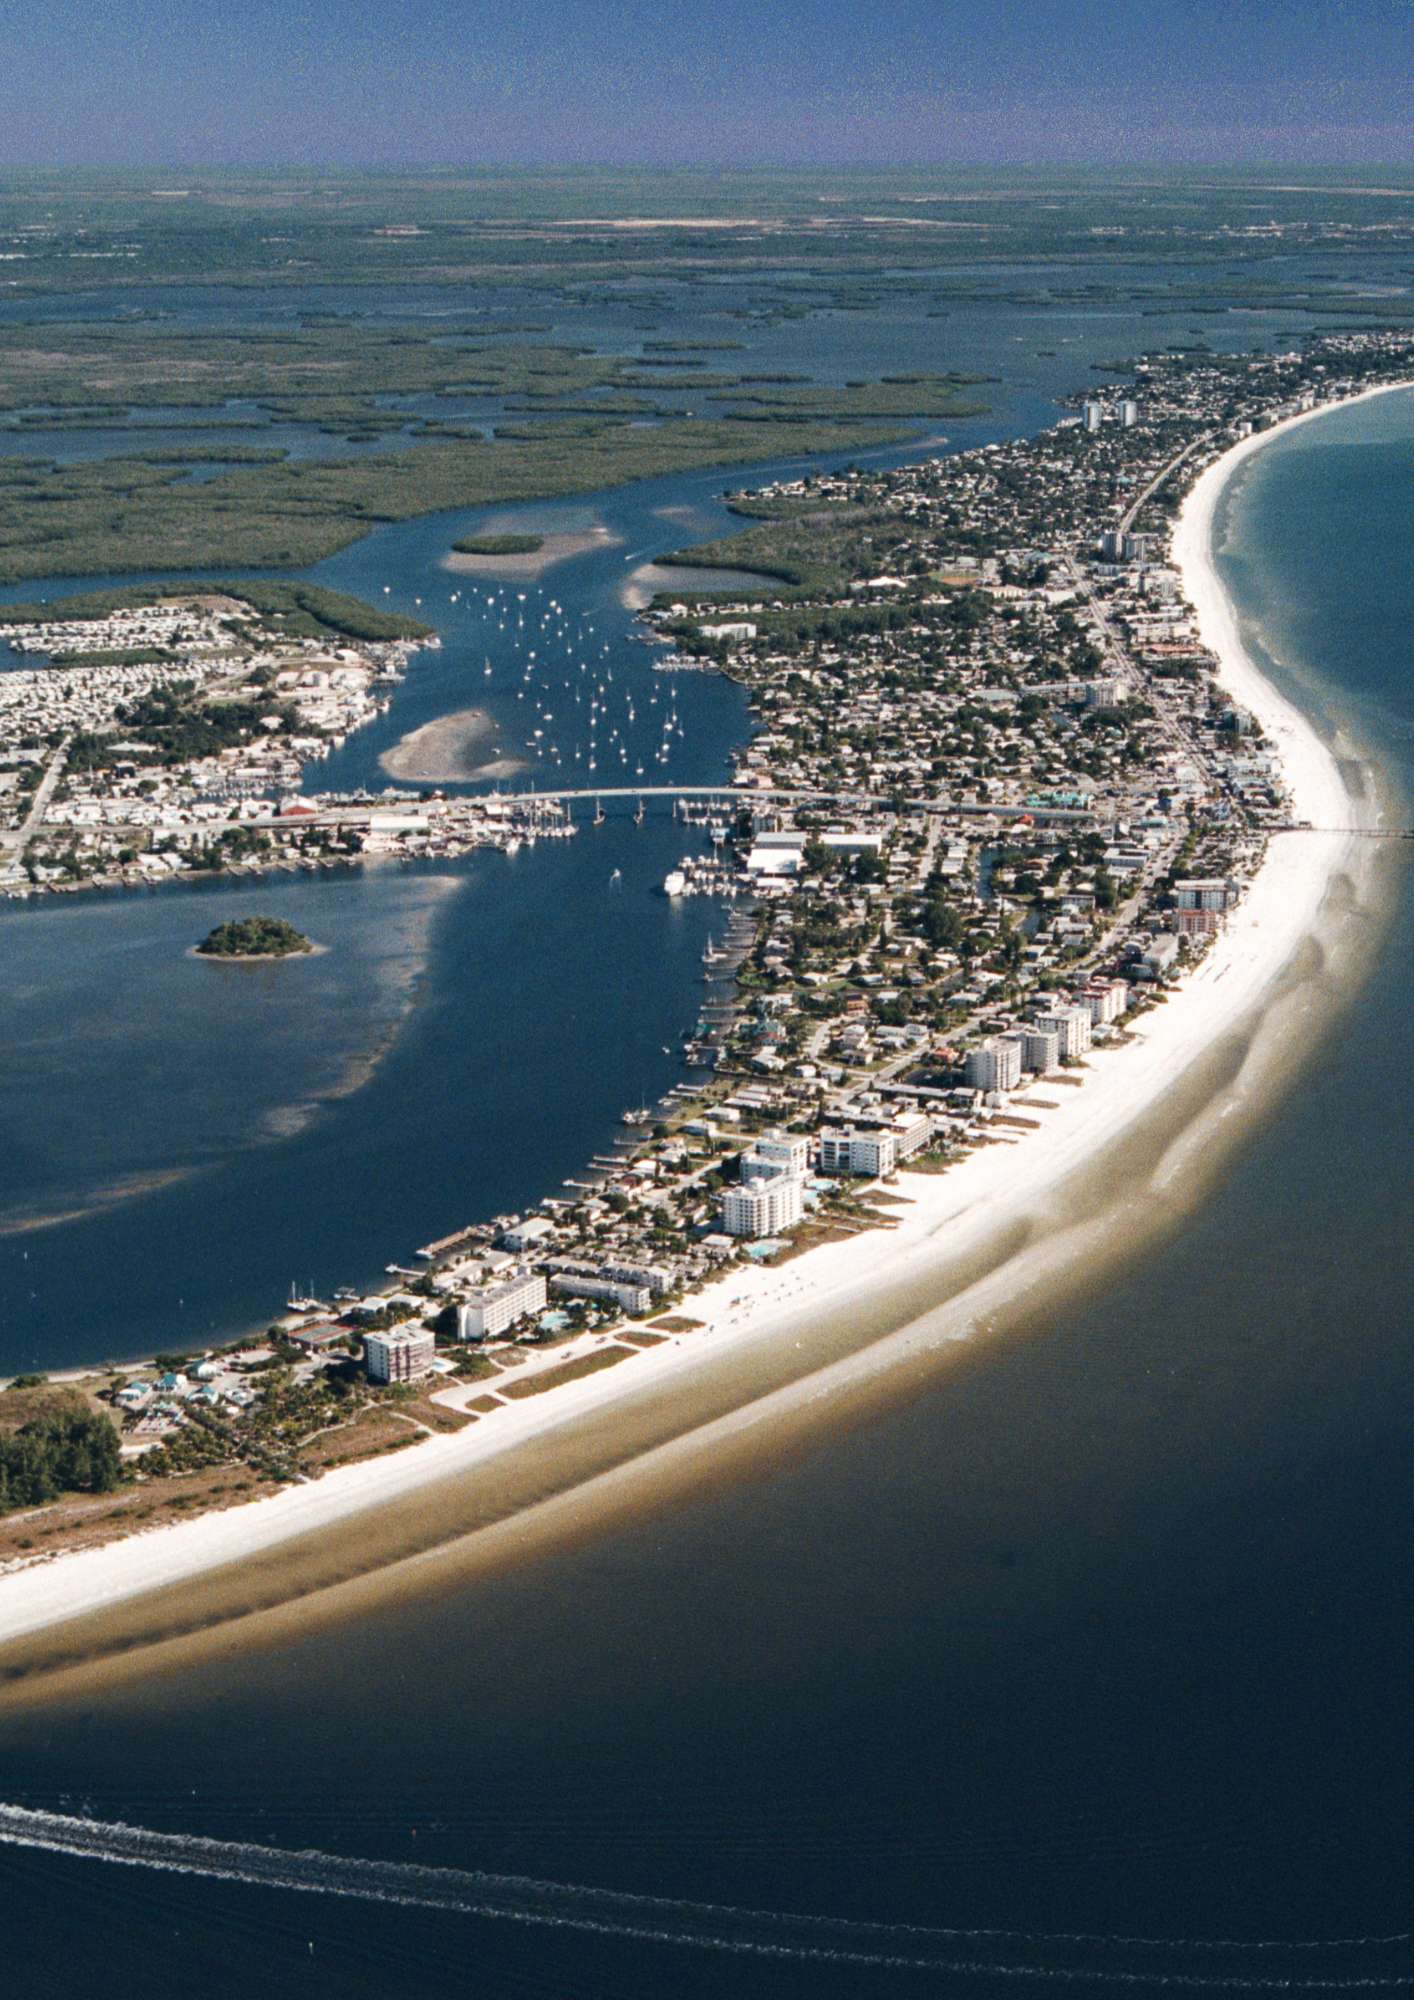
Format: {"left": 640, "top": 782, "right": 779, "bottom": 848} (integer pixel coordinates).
{"left": 0, "top": 391, "right": 1400, "bottom": 1664}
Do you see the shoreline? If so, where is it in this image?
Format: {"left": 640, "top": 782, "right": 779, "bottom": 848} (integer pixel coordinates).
{"left": 0, "top": 388, "right": 1400, "bottom": 1665}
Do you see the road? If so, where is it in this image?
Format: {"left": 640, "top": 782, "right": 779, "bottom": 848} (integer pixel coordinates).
{"left": 0, "top": 737, "right": 69, "bottom": 883}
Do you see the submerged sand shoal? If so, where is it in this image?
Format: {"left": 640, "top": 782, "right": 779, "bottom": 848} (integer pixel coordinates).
{"left": 0, "top": 390, "right": 1402, "bottom": 1660}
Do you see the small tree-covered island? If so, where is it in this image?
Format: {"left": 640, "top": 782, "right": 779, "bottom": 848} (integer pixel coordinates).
{"left": 196, "top": 914, "right": 314, "bottom": 959}
{"left": 451, "top": 531, "right": 545, "bottom": 556}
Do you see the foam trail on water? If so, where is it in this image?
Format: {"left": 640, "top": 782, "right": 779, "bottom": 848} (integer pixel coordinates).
{"left": 0, "top": 1804, "right": 1409, "bottom": 1988}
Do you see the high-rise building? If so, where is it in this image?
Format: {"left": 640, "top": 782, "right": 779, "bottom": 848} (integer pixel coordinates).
{"left": 364, "top": 1325, "right": 437, "bottom": 1384}
{"left": 1034, "top": 1007, "right": 1093, "bottom": 1060}
{"left": 965, "top": 1036, "right": 1025, "bottom": 1093}
{"left": 1174, "top": 879, "right": 1237, "bottom": 911}
{"left": 1022, "top": 1028, "right": 1062, "bottom": 1076}
{"left": 722, "top": 1173, "right": 805, "bottom": 1239}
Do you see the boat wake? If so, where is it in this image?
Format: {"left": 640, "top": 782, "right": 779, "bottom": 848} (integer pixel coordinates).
{"left": 0, "top": 1803, "right": 1410, "bottom": 1987}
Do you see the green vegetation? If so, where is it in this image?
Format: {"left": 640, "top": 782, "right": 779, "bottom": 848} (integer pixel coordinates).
{"left": 710, "top": 374, "right": 990, "bottom": 420}
{"left": 0, "top": 420, "right": 907, "bottom": 585}
{"left": 196, "top": 915, "right": 314, "bottom": 959}
{"left": 452, "top": 531, "right": 545, "bottom": 555}
{"left": 659, "top": 496, "right": 943, "bottom": 598}
{"left": 0, "top": 580, "right": 432, "bottom": 643}
{"left": 68, "top": 682, "right": 290, "bottom": 771}
{"left": 498, "top": 1346, "right": 636, "bottom": 1399}
{"left": 0, "top": 1391, "right": 122, "bottom": 1512}
{"left": 49, "top": 645, "right": 171, "bottom": 669}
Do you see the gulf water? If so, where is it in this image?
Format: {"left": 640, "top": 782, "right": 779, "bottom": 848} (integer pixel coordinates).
{"left": 1, "top": 314, "right": 1412, "bottom": 1995}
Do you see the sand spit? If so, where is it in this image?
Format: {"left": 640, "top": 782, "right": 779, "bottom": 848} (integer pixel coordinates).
{"left": 0, "top": 392, "right": 1400, "bottom": 1666}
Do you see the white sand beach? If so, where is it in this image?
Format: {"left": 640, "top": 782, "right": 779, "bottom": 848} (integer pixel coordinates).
{"left": 0, "top": 393, "right": 1395, "bottom": 1651}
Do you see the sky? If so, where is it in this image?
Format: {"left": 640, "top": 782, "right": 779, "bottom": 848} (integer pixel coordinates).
{"left": 5, "top": 0, "right": 1412, "bottom": 167}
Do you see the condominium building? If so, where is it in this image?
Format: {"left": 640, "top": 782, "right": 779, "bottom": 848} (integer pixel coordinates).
{"left": 457, "top": 1269, "right": 548, "bottom": 1341}
{"left": 1034, "top": 1006, "right": 1093, "bottom": 1060}
{"left": 818, "top": 1126, "right": 899, "bottom": 1178}
{"left": 1174, "top": 879, "right": 1237, "bottom": 912}
{"left": 598, "top": 1259, "right": 675, "bottom": 1297}
{"left": 1022, "top": 1027, "right": 1062, "bottom": 1076}
{"left": 549, "top": 1273, "right": 653, "bottom": 1316}
{"left": 1079, "top": 979, "right": 1130, "bottom": 1025}
{"left": 965, "top": 1035, "right": 1025, "bottom": 1093}
{"left": 890, "top": 1110, "right": 934, "bottom": 1160}
{"left": 741, "top": 1130, "right": 811, "bottom": 1182}
{"left": 364, "top": 1325, "right": 437, "bottom": 1385}
{"left": 721, "top": 1172, "right": 805, "bottom": 1239}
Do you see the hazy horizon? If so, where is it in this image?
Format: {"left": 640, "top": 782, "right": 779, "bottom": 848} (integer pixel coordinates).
{"left": 7, "top": 0, "right": 1412, "bottom": 170}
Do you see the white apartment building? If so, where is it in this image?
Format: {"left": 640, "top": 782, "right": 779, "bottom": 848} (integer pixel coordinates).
{"left": 818, "top": 1126, "right": 898, "bottom": 1178}
{"left": 1080, "top": 979, "right": 1130, "bottom": 1025}
{"left": 1174, "top": 879, "right": 1237, "bottom": 912}
{"left": 722, "top": 1173, "right": 805, "bottom": 1239}
{"left": 1022, "top": 1027, "right": 1062, "bottom": 1075}
{"left": 965, "top": 1036, "right": 1025, "bottom": 1093}
{"left": 1034, "top": 1006, "right": 1093, "bottom": 1060}
{"left": 364, "top": 1325, "right": 437, "bottom": 1385}
{"left": 741, "top": 1130, "right": 811, "bottom": 1182}
{"left": 458, "top": 1269, "right": 548, "bottom": 1341}
{"left": 599, "top": 1259, "right": 675, "bottom": 1296}
{"left": 549, "top": 1273, "right": 653, "bottom": 1316}
{"left": 890, "top": 1110, "right": 933, "bottom": 1160}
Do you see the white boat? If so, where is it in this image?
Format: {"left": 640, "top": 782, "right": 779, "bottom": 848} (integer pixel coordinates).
{"left": 663, "top": 869, "right": 687, "bottom": 897}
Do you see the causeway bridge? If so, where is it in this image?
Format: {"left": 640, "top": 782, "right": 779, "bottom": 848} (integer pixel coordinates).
{"left": 476, "top": 784, "right": 1104, "bottom": 826}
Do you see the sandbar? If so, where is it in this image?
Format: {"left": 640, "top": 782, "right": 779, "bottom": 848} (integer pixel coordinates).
{"left": 441, "top": 524, "right": 622, "bottom": 578}
{"left": 379, "top": 708, "right": 527, "bottom": 785}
